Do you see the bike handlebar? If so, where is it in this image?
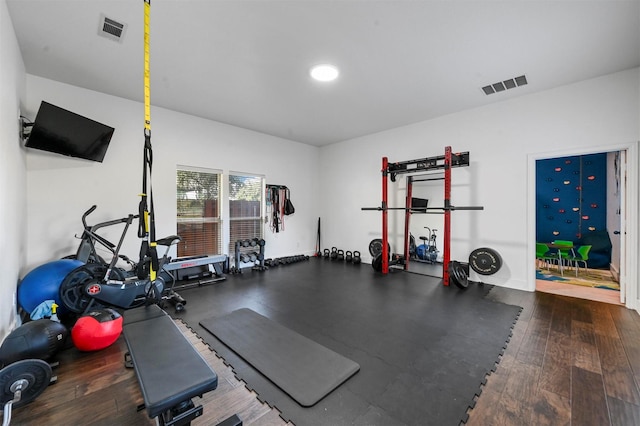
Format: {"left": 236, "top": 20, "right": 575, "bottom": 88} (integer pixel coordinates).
{"left": 82, "top": 205, "right": 98, "bottom": 227}
{"left": 82, "top": 205, "right": 140, "bottom": 230}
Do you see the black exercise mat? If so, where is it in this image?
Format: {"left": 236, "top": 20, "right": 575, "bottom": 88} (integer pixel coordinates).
{"left": 174, "top": 260, "right": 521, "bottom": 425}
{"left": 200, "top": 308, "right": 360, "bottom": 407}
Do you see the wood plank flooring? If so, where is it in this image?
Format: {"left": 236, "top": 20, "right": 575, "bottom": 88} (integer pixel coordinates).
{"left": 8, "top": 321, "right": 290, "bottom": 426}
{"left": 467, "top": 287, "right": 640, "bottom": 426}
{"left": 6, "top": 287, "right": 640, "bottom": 425}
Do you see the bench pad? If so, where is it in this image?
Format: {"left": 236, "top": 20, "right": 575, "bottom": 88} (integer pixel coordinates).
{"left": 123, "top": 307, "right": 218, "bottom": 419}
{"left": 123, "top": 303, "right": 167, "bottom": 326}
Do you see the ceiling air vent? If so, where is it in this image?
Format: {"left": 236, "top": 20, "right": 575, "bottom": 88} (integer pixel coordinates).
{"left": 482, "top": 74, "right": 528, "bottom": 95}
{"left": 98, "top": 14, "right": 127, "bottom": 42}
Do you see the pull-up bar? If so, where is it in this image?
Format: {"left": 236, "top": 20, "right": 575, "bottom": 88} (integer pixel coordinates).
{"left": 387, "top": 151, "right": 469, "bottom": 182}
{"left": 362, "top": 146, "right": 483, "bottom": 285}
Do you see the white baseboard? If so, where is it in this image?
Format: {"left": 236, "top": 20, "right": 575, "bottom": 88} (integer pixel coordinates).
{"left": 610, "top": 263, "right": 620, "bottom": 283}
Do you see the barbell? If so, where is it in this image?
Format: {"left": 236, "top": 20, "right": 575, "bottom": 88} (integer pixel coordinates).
{"left": 361, "top": 205, "right": 483, "bottom": 212}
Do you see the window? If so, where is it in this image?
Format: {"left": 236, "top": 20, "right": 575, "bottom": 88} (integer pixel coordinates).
{"left": 176, "top": 167, "right": 221, "bottom": 257}
{"left": 229, "top": 173, "right": 264, "bottom": 253}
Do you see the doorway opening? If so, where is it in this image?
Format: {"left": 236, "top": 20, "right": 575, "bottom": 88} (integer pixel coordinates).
{"left": 535, "top": 152, "right": 621, "bottom": 304}
{"left": 529, "top": 143, "right": 638, "bottom": 308}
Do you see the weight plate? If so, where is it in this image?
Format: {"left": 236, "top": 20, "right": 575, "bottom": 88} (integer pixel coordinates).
{"left": 449, "top": 261, "right": 469, "bottom": 289}
{"left": 0, "top": 359, "right": 52, "bottom": 407}
{"left": 468, "top": 247, "right": 503, "bottom": 275}
{"left": 368, "top": 239, "right": 391, "bottom": 257}
{"left": 371, "top": 253, "right": 383, "bottom": 272}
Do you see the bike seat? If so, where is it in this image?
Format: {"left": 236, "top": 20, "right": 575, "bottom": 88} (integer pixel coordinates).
{"left": 156, "top": 235, "right": 181, "bottom": 247}
{"left": 419, "top": 236, "right": 428, "bottom": 242}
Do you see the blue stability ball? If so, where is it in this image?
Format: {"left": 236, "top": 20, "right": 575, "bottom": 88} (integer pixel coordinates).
{"left": 18, "top": 259, "right": 84, "bottom": 314}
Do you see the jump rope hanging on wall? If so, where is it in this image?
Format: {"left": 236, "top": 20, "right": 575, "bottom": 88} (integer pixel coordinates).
{"left": 266, "top": 185, "right": 295, "bottom": 233}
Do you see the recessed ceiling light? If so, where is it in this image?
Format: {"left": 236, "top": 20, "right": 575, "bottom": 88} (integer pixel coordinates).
{"left": 310, "top": 64, "right": 339, "bottom": 82}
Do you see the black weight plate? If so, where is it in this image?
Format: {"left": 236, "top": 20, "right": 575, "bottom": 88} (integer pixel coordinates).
{"left": 0, "top": 359, "right": 52, "bottom": 407}
{"left": 469, "top": 247, "right": 503, "bottom": 275}
{"left": 368, "top": 239, "right": 391, "bottom": 257}
{"left": 449, "top": 261, "right": 469, "bottom": 289}
{"left": 371, "top": 251, "right": 392, "bottom": 272}
{"left": 371, "top": 253, "right": 383, "bottom": 272}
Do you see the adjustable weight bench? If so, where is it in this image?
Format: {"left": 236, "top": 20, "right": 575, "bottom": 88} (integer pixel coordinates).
{"left": 123, "top": 304, "right": 241, "bottom": 426}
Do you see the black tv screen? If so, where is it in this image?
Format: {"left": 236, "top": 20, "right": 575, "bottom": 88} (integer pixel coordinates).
{"left": 411, "top": 197, "right": 428, "bottom": 211}
{"left": 25, "top": 101, "right": 115, "bottom": 162}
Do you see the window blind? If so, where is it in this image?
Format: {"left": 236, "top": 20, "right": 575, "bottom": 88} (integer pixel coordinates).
{"left": 176, "top": 168, "right": 221, "bottom": 256}
{"left": 229, "top": 173, "right": 264, "bottom": 254}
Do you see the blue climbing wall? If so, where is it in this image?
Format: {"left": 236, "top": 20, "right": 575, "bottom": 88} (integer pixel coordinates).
{"left": 536, "top": 153, "right": 607, "bottom": 243}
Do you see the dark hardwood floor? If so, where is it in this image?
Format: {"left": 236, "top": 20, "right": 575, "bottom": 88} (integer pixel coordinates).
{"left": 6, "top": 285, "right": 640, "bottom": 425}
{"left": 467, "top": 287, "right": 640, "bottom": 426}
{"left": 8, "top": 320, "right": 290, "bottom": 426}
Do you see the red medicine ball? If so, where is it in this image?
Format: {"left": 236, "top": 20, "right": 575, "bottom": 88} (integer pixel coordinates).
{"left": 72, "top": 309, "right": 123, "bottom": 352}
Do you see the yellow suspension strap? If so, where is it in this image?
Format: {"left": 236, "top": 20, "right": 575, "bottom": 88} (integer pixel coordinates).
{"left": 137, "top": 0, "right": 158, "bottom": 281}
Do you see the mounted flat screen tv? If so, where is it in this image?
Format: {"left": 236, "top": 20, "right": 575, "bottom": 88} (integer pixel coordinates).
{"left": 25, "top": 101, "right": 115, "bottom": 162}
{"left": 411, "top": 197, "right": 429, "bottom": 212}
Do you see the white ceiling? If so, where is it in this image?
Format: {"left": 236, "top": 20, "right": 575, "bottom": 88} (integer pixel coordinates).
{"left": 7, "top": 0, "right": 640, "bottom": 146}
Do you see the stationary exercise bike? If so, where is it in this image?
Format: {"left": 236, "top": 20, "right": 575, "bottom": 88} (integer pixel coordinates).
{"left": 68, "top": 205, "right": 138, "bottom": 271}
{"left": 59, "top": 205, "right": 181, "bottom": 314}
{"left": 414, "top": 227, "right": 439, "bottom": 263}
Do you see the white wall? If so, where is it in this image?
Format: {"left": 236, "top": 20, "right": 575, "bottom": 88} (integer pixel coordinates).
{"left": 6, "top": 33, "right": 640, "bottom": 338}
{"left": 23, "top": 75, "right": 320, "bottom": 274}
{"left": 319, "top": 68, "right": 639, "bottom": 295}
{"left": 0, "top": 0, "right": 27, "bottom": 341}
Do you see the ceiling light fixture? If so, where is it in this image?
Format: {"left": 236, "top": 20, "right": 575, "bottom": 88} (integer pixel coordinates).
{"left": 310, "top": 64, "right": 339, "bottom": 82}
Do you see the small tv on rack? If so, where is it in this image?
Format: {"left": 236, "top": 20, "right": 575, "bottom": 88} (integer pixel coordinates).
{"left": 25, "top": 101, "right": 115, "bottom": 163}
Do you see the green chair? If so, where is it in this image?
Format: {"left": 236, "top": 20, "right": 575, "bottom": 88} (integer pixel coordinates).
{"left": 552, "top": 240, "right": 574, "bottom": 273}
{"left": 567, "top": 245, "right": 592, "bottom": 276}
{"left": 536, "top": 243, "right": 557, "bottom": 270}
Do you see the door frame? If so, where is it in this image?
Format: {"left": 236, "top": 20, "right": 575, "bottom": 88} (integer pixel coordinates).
{"left": 527, "top": 141, "right": 639, "bottom": 312}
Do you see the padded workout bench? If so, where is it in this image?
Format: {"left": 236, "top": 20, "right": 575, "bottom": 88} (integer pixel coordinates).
{"left": 123, "top": 305, "right": 241, "bottom": 426}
